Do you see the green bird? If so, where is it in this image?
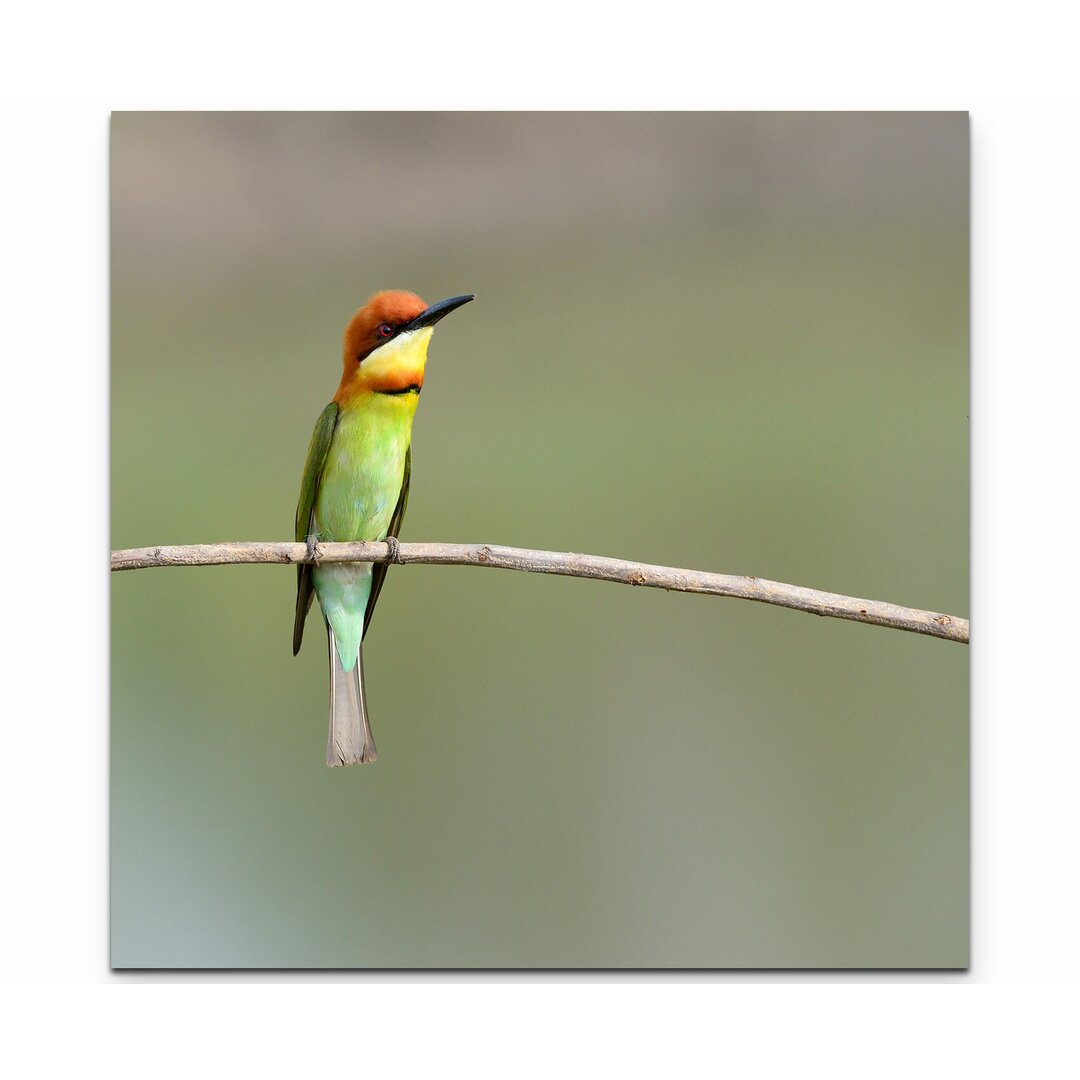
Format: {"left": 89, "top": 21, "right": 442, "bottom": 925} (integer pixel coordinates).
{"left": 293, "top": 290, "right": 474, "bottom": 766}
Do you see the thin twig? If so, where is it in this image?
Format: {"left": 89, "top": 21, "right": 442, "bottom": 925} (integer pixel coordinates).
{"left": 110, "top": 540, "right": 968, "bottom": 644}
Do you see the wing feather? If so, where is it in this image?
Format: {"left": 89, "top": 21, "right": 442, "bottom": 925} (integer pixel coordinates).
{"left": 292, "top": 402, "right": 340, "bottom": 655}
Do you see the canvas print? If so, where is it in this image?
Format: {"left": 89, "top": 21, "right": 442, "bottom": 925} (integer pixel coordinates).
{"left": 110, "top": 112, "right": 968, "bottom": 968}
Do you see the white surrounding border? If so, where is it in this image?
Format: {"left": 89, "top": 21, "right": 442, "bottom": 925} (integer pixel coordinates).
{"left": 2, "top": 0, "right": 1078, "bottom": 1072}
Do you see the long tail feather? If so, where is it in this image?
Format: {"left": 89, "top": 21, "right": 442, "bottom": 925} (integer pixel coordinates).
{"left": 327, "top": 625, "right": 377, "bottom": 766}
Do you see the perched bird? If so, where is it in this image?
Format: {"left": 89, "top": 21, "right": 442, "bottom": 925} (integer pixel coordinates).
{"left": 293, "top": 290, "right": 474, "bottom": 766}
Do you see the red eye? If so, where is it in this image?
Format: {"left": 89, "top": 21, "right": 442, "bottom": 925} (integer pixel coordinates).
{"left": 377, "top": 323, "right": 394, "bottom": 340}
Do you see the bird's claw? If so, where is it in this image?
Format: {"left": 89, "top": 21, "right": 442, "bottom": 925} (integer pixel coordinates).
{"left": 383, "top": 535, "right": 401, "bottom": 564}
{"left": 306, "top": 534, "right": 321, "bottom": 565}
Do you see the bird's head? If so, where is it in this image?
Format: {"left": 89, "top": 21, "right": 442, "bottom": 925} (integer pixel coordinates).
{"left": 334, "top": 290, "right": 474, "bottom": 405}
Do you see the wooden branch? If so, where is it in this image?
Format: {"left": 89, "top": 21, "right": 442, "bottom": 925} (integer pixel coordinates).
{"left": 110, "top": 540, "right": 968, "bottom": 645}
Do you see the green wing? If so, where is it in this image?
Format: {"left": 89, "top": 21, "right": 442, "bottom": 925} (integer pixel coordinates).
{"left": 292, "top": 402, "right": 340, "bottom": 655}
{"left": 362, "top": 444, "right": 410, "bottom": 641}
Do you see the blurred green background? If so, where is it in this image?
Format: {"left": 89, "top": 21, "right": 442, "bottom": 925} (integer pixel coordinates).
{"left": 111, "top": 113, "right": 968, "bottom": 968}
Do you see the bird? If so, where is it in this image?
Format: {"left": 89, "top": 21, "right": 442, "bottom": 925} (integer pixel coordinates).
{"left": 292, "top": 290, "right": 474, "bottom": 766}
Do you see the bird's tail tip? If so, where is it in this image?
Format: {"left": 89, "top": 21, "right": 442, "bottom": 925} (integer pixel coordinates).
{"left": 327, "top": 737, "right": 378, "bottom": 767}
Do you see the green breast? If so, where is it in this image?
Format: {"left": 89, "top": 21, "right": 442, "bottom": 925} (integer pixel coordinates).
{"left": 315, "top": 400, "right": 412, "bottom": 543}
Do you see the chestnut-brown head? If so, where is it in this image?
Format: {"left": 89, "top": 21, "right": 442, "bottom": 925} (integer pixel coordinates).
{"left": 334, "top": 290, "right": 474, "bottom": 404}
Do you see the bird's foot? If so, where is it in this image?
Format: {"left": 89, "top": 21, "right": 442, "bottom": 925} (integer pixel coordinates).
{"left": 383, "top": 535, "right": 401, "bottom": 564}
{"left": 306, "top": 533, "right": 321, "bottom": 565}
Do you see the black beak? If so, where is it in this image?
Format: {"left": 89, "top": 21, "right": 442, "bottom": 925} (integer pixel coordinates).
{"left": 403, "top": 294, "right": 475, "bottom": 333}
